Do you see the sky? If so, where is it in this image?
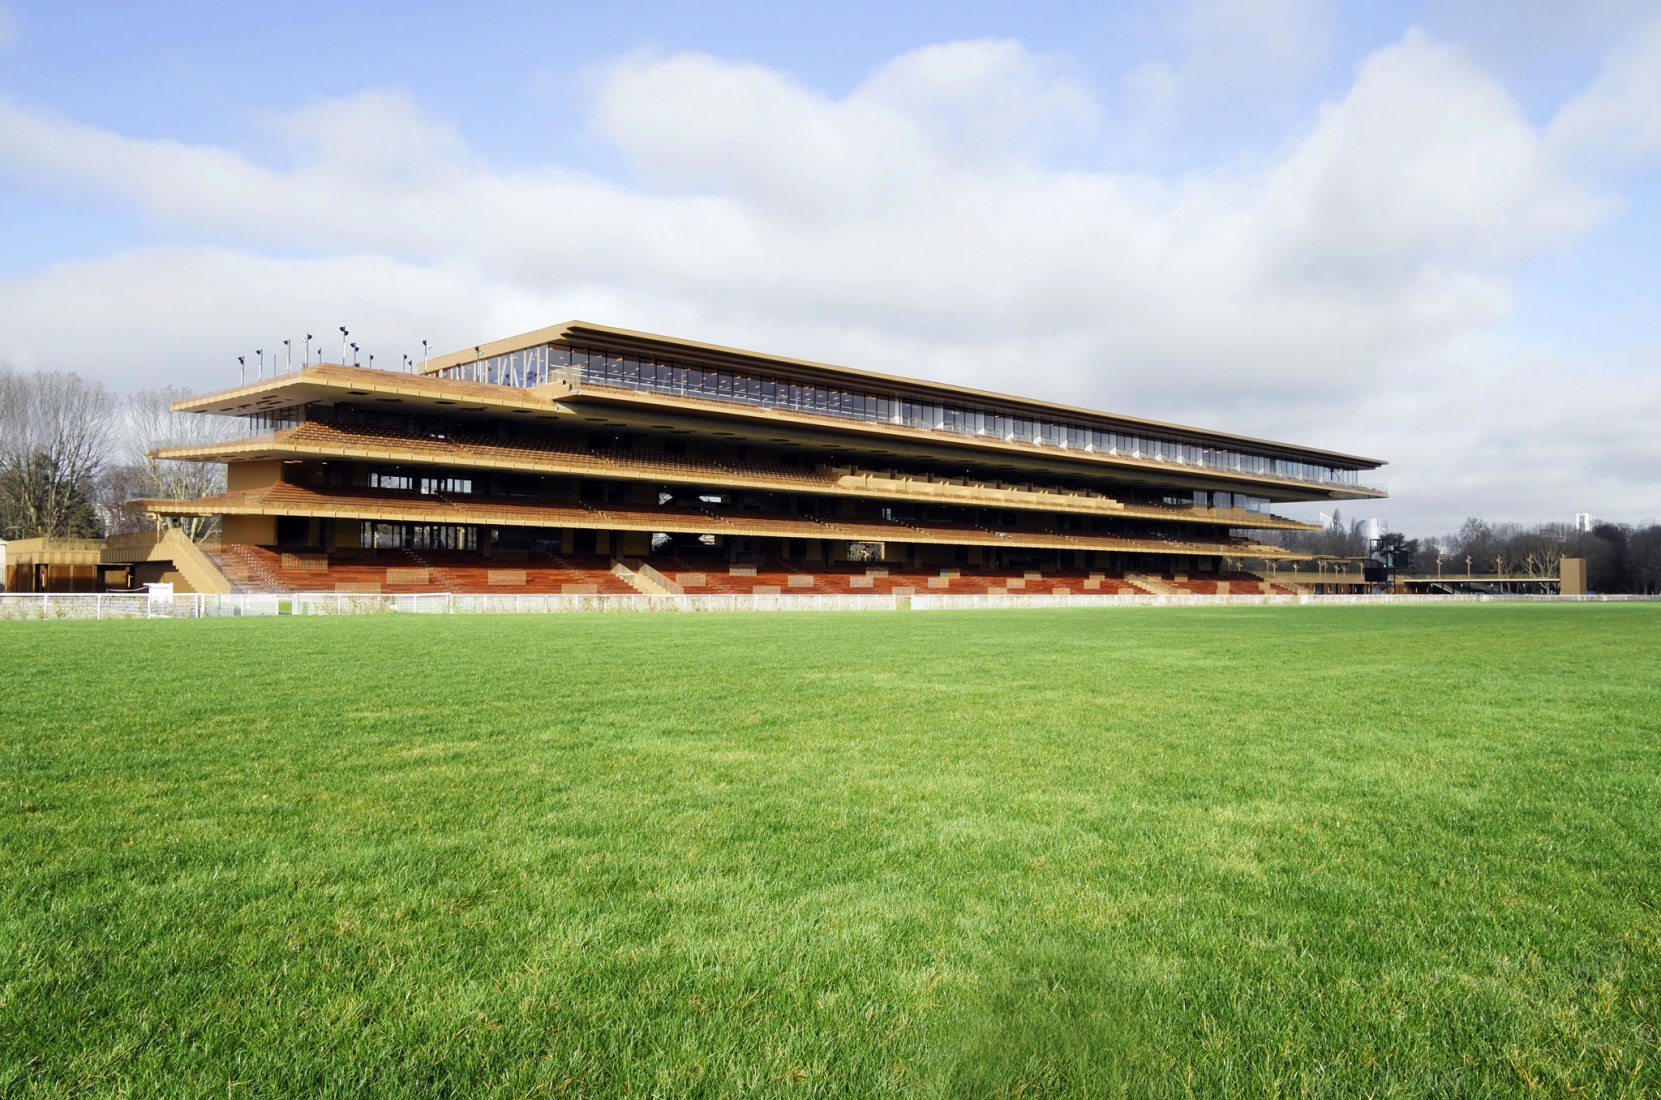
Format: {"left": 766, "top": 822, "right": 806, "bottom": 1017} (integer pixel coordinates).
{"left": 1, "top": 0, "right": 1658, "bottom": 535}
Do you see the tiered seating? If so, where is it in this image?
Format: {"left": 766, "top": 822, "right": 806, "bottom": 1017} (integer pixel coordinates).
{"left": 1214, "top": 570, "right": 1296, "bottom": 596}
{"left": 205, "top": 543, "right": 293, "bottom": 593}
{"left": 647, "top": 560, "right": 1149, "bottom": 597}
{"left": 400, "top": 550, "right": 637, "bottom": 595}
{"left": 652, "top": 558, "right": 811, "bottom": 595}
{"left": 1147, "top": 572, "right": 1290, "bottom": 596}
{"left": 207, "top": 542, "right": 1289, "bottom": 600}
{"left": 205, "top": 545, "right": 636, "bottom": 595}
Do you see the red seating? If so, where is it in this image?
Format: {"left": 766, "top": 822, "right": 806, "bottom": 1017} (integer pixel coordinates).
{"left": 207, "top": 545, "right": 637, "bottom": 595}
{"left": 207, "top": 545, "right": 1281, "bottom": 600}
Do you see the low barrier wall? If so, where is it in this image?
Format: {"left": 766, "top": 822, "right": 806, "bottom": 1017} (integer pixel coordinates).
{"left": 290, "top": 592, "right": 904, "bottom": 615}
{"left": 909, "top": 592, "right": 1654, "bottom": 611}
{"left": 0, "top": 592, "right": 281, "bottom": 620}
{"left": 5, "top": 589, "right": 1650, "bottom": 621}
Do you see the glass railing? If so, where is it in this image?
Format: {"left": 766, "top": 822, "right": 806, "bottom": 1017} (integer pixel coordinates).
{"left": 434, "top": 345, "right": 1382, "bottom": 493}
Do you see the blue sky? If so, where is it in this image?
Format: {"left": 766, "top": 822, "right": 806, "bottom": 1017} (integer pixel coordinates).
{"left": 2, "top": 0, "right": 1658, "bottom": 533}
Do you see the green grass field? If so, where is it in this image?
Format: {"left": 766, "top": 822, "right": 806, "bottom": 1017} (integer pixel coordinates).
{"left": 2, "top": 604, "right": 1658, "bottom": 1097}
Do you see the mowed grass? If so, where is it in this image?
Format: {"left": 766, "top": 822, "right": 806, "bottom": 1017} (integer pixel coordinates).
{"left": 2, "top": 605, "right": 1658, "bottom": 1098}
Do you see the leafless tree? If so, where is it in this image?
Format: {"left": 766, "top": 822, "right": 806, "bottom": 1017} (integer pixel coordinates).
{"left": 118, "top": 387, "right": 242, "bottom": 541}
{"left": 0, "top": 368, "right": 117, "bottom": 539}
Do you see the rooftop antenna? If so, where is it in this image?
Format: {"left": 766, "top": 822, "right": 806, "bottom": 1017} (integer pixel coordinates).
{"left": 339, "top": 326, "right": 349, "bottom": 364}
{"left": 305, "top": 333, "right": 313, "bottom": 367}
{"left": 237, "top": 356, "right": 245, "bottom": 384}
{"left": 283, "top": 338, "right": 291, "bottom": 373}
{"left": 350, "top": 342, "right": 360, "bottom": 365}
{"left": 255, "top": 348, "right": 264, "bottom": 380}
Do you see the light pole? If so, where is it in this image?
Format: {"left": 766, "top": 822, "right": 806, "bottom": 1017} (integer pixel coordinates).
{"left": 421, "top": 340, "right": 429, "bottom": 373}
{"left": 350, "top": 342, "right": 360, "bottom": 366}
{"left": 339, "top": 327, "right": 349, "bottom": 364}
{"left": 238, "top": 356, "right": 245, "bottom": 384}
{"left": 283, "top": 339, "right": 291, "bottom": 372}
{"left": 305, "top": 333, "right": 313, "bottom": 366}
{"left": 255, "top": 348, "right": 263, "bottom": 380}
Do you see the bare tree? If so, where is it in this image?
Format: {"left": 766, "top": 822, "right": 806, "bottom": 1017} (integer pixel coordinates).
{"left": 119, "top": 387, "right": 241, "bottom": 541}
{"left": 0, "top": 369, "right": 117, "bottom": 539}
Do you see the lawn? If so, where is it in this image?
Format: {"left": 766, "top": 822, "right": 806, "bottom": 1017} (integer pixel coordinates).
{"left": 2, "top": 604, "right": 1658, "bottom": 1097}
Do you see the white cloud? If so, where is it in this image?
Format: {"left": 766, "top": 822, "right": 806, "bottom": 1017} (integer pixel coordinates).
{"left": 0, "top": 31, "right": 1638, "bottom": 531}
{"left": 1259, "top": 30, "right": 1605, "bottom": 281}
{"left": 1550, "top": 17, "right": 1661, "bottom": 160}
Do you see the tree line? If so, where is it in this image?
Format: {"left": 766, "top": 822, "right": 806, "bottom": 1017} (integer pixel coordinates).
{"left": 1265, "top": 510, "right": 1661, "bottom": 594}
{"left": 0, "top": 364, "right": 233, "bottom": 542}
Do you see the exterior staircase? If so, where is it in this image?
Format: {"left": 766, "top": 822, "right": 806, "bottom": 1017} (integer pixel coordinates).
{"left": 617, "top": 559, "right": 683, "bottom": 596}
{"left": 401, "top": 548, "right": 460, "bottom": 593}
{"left": 208, "top": 543, "right": 290, "bottom": 593}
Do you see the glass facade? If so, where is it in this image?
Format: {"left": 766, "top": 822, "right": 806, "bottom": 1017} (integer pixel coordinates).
{"left": 249, "top": 406, "right": 301, "bottom": 434}
{"left": 436, "top": 345, "right": 1373, "bottom": 491}
{"left": 359, "top": 522, "right": 477, "bottom": 550}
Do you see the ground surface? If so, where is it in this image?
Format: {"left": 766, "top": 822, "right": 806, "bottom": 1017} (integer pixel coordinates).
{"left": 2, "top": 604, "right": 1658, "bottom": 1098}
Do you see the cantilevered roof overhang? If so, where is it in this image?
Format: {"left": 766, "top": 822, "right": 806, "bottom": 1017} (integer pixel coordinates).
{"left": 171, "top": 363, "right": 576, "bottom": 420}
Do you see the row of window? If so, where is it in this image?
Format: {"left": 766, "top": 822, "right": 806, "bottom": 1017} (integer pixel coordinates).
{"left": 367, "top": 472, "right": 474, "bottom": 495}
{"left": 359, "top": 522, "right": 479, "bottom": 550}
{"left": 249, "top": 407, "right": 301, "bottom": 434}
{"left": 435, "top": 345, "right": 1370, "bottom": 489}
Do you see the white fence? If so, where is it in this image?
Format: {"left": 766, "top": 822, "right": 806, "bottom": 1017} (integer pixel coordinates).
{"left": 0, "top": 592, "right": 280, "bottom": 620}
{"left": 4, "top": 589, "right": 1651, "bottom": 622}
{"left": 290, "top": 591, "right": 904, "bottom": 615}
{"left": 908, "top": 591, "right": 1655, "bottom": 611}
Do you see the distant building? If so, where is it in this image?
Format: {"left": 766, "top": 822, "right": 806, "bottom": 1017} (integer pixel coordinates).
{"left": 1574, "top": 512, "right": 1595, "bottom": 532}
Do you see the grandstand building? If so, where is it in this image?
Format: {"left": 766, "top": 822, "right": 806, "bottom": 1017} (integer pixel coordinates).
{"left": 134, "top": 322, "right": 1386, "bottom": 597}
